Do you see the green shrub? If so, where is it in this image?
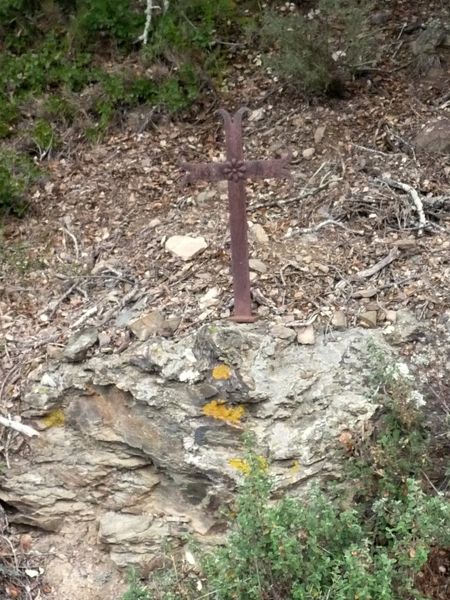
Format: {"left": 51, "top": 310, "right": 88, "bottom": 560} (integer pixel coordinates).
{"left": 350, "top": 343, "right": 430, "bottom": 501}
{"left": 0, "top": 100, "right": 19, "bottom": 139}
{"left": 122, "top": 438, "right": 449, "bottom": 600}
{"left": 147, "top": 0, "right": 236, "bottom": 57}
{"left": 199, "top": 453, "right": 449, "bottom": 600}
{"left": 256, "top": 0, "right": 375, "bottom": 95}
{"left": 0, "top": 0, "right": 234, "bottom": 145}
{"left": 0, "top": 151, "right": 40, "bottom": 216}
{"left": 42, "top": 95, "right": 77, "bottom": 125}
{"left": 71, "top": 0, "right": 145, "bottom": 49}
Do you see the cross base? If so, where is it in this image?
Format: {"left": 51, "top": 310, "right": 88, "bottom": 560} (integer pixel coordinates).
{"left": 229, "top": 314, "right": 258, "bottom": 324}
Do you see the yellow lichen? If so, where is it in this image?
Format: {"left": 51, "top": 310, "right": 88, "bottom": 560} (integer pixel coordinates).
{"left": 228, "top": 458, "right": 251, "bottom": 474}
{"left": 289, "top": 460, "right": 300, "bottom": 474}
{"left": 228, "top": 455, "right": 268, "bottom": 474}
{"left": 202, "top": 399, "right": 244, "bottom": 424}
{"left": 212, "top": 364, "right": 232, "bottom": 380}
{"left": 41, "top": 408, "right": 65, "bottom": 428}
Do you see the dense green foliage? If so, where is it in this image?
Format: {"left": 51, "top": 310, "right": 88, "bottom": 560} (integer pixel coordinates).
{"left": 0, "top": 0, "right": 238, "bottom": 215}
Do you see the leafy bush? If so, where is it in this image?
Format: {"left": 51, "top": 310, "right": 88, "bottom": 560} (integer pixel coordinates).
{"left": 122, "top": 440, "right": 449, "bottom": 600}
{"left": 351, "top": 343, "right": 430, "bottom": 501}
{"left": 147, "top": 0, "right": 236, "bottom": 58}
{"left": 199, "top": 453, "right": 449, "bottom": 600}
{"left": 70, "top": 0, "right": 145, "bottom": 49}
{"left": 121, "top": 569, "right": 151, "bottom": 600}
{"left": 256, "top": 0, "right": 376, "bottom": 95}
{"left": 0, "top": 151, "right": 40, "bottom": 216}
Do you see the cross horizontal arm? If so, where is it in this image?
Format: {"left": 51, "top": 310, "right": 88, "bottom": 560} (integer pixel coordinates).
{"left": 244, "top": 157, "right": 291, "bottom": 180}
{"left": 180, "top": 161, "right": 229, "bottom": 184}
{"left": 180, "top": 154, "right": 291, "bottom": 185}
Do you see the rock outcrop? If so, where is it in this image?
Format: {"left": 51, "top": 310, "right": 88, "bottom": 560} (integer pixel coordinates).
{"left": 0, "top": 321, "right": 411, "bottom": 570}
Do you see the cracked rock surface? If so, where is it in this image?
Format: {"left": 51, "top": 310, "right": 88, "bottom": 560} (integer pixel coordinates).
{"left": 0, "top": 321, "right": 406, "bottom": 576}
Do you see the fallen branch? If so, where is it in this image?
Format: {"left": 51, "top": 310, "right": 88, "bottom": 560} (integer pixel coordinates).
{"left": 295, "top": 219, "right": 364, "bottom": 236}
{"left": 138, "top": 0, "right": 155, "bottom": 44}
{"left": 379, "top": 177, "right": 427, "bottom": 233}
{"left": 70, "top": 305, "right": 98, "bottom": 330}
{"left": 138, "top": 0, "right": 169, "bottom": 45}
{"left": 47, "top": 282, "right": 78, "bottom": 320}
{"left": 258, "top": 181, "right": 331, "bottom": 209}
{"left": 0, "top": 415, "right": 40, "bottom": 438}
{"left": 355, "top": 247, "right": 400, "bottom": 279}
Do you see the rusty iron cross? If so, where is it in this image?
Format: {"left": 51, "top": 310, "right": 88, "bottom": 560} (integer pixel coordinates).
{"left": 180, "top": 107, "right": 290, "bottom": 323}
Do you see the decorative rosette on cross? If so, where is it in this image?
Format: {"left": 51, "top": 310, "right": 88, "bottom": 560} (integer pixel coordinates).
{"left": 223, "top": 158, "right": 247, "bottom": 182}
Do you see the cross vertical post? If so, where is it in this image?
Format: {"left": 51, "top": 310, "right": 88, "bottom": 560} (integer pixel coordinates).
{"left": 220, "top": 108, "right": 253, "bottom": 322}
{"left": 180, "top": 107, "right": 290, "bottom": 323}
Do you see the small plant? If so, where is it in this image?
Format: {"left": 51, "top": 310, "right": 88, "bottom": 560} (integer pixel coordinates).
{"left": 30, "top": 119, "right": 58, "bottom": 157}
{"left": 255, "top": 0, "right": 376, "bottom": 95}
{"left": 121, "top": 569, "right": 151, "bottom": 600}
{"left": 0, "top": 150, "right": 40, "bottom": 216}
{"left": 350, "top": 342, "right": 430, "bottom": 500}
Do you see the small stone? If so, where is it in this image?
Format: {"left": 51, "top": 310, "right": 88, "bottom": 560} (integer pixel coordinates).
{"left": 249, "top": 271, "right": 258, "bottom": 282}
{"left": 249, "top": 258, "right": 267, "bottom": 274}
{"left": 165, "top": 235, "right": 208, "bottom": 261}
{"left": 364, "top": 302, "right": 380, "bottom": 311}
{"left": 297, "top": 325, "right": 315, "bottom": 345}
{"left": 359, "top": 311, "right": 377, "bottom": 328}
{"left": 370, "top": 10, "right": 390, "bottom": 25}
{"left": 331, "top": 310, "right": 347, "bottom": 330}
{"left": 414, "top": 118, "right": 450, "bottom": 155}
{"left": 63, "top": 327, "right": 98, "bottom": 362}
{"left": 270, "top": 324, "right": 296, "bottom": 341}
{"left": 197, "top": 190, "right": 216, "bottom": 203}
{"left": 351, "top": 287, "right": 378, "bottom": 299}
{"left": 249, "top": 107, "right": 265, "bottom": 122}
{"left": 149, "top": 218, "right": 161, "bottom": 228}
{"left": 384, "top": 310, "right": 426, "bottom": 344}
{"left": 302, "top": 148, "right": 315, "bottom": 159}
{"left": 314, "top": 126, "right": 326, "bottom": 144}
{"left": 46, "top": 344, "right": 63, "bottom": 360}
{"left": 199, "top": 287, "right": 220, "bottom": 309}
{"left": 196, "top": 384, "right": 218, "bottom": 400}
{"left": 257, "top": 306, "right": 270, "bottom": 316}
{"left": 251, "top": 224, "right": 269, "bottom": 244}
{"left": 384, "top": 310, "right": 397, "bottom": 323}
{"left": 129, "top": 311, "right": 180, "bottom": 341}
{"left": 98, "top": 331, "right": 111, "bottom": 347}
{"left": 315, "top": 263, "right": 329, "bottom": 274}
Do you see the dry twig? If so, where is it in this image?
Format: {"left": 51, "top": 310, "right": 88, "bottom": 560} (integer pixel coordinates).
{"left": 378, "top": 177, "right": 426, "bottom": 233}
{"left": 355, "top": 247, "right": 400, "bottom": 279}
{"left": 0, "top": 416, "right": 40, "bottom": 438}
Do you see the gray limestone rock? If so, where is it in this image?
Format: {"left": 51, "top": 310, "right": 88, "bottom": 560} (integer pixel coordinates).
{"left": 0, "top": 320, "right": 420, "bottom": 571}
{"left": 63, "top": 327, "right": 98, "bottom": 362}
{"left": 414, "top": 119, "right": 450, "bottom": 155}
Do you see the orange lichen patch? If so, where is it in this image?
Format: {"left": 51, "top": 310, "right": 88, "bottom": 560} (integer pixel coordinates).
{"left": 202, "top": 399, "right": 244, "bottom": 424}
{"left": 228, "top": 455, "right": 268, "bottom": 474}
{"left": 40, "top": 408, "right": 65, "bottom": 428}
{"left": 212, "top": 364, "right": 232, "bottom": 380}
